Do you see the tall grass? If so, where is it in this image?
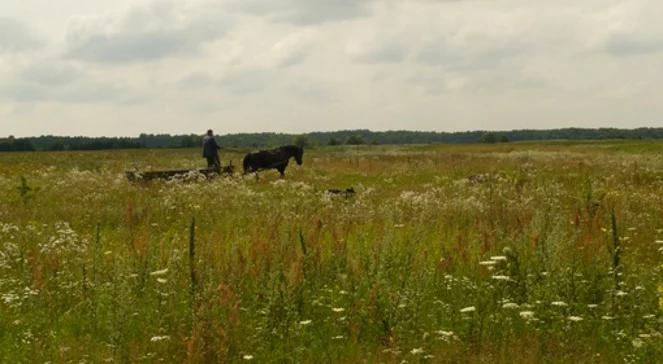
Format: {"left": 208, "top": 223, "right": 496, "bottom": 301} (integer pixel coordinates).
{"left": 0, "top": 142, "right": 662, "bottom": 362}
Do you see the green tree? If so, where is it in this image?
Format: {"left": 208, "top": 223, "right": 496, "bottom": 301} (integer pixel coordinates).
{"left": 346, "top": 135, "right": 365, "bottom": 145}
{"left": 328, "top": 138, "right": 341, "bottom": 146}
{"left": 480, "top": 133, "right": 497, "bottom": 144}
{"left": 293, "top": 135, "right": 310, "bottom": 148}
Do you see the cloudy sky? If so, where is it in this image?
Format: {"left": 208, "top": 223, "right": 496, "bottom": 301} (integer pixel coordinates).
{"left": 1, "top": 0, "right": 662, "bottom": 137}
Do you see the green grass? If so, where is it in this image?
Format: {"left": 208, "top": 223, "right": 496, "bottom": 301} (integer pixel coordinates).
{"left": 0, "top": 141, "right": 662, "bottom": 363}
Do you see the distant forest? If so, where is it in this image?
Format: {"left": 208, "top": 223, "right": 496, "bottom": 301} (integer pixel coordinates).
{"left": 2, "top": 128, "right": 663, "bottom": 152}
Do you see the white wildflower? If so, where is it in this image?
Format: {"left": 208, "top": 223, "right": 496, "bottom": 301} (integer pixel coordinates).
{"left": 490, "top": 256, "right": 507, "bottom": 261}
{"left": 632, "top": 338, "right": 644, "bottom": 349}
{"left": 150, "top": 268, "right": 169, "bottom": 276}
{"left": 299, "top": 320, "right": 312, "bottom": 326}
{"left": 460, "top": 306, "right": 476, "bottom": 313}
{"left": 410, "top": 348, "right": 425, "bottom": 355}
{"left": 551, "top": 301, "right": 568, "bottom": 307}
{"left": 332, "top": 307, "right": 345, "bottom": 313}
{"left": 242, "top": 355, "right": 254, "bottom": 360}
{"left": 479, "top": 260, "right": 496, "bottom": 266}
{"left": 156, "top": 278, "right": 167, "bottom": 284}
{"left": 150, "top": 336, "right": 170, "bottom": 342}
{"left": 502, "top": 302, "right": 519, "bottom": 309}
{"left": 519, "top": 311, "right": 535, "bottom": 319}
{"left": 491, "top": 275, "right": 511, "bottom": 281}
{"left": 568, "top": 316, "right": 583, "bottom": 322}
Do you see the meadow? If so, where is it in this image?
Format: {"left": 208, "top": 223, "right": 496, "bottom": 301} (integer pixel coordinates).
{"left": 0, "top": 141, "right": 662, "bottom": 363}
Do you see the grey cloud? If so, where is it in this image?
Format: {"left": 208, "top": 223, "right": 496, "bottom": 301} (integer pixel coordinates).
{"left": 177, "top": 71, "right": 217, "bottom": 90}
{"left": 0, "top": 80, "right": 129, "bottom": 104}
{"left": 177, "top": 69, "right": 275, "bottom": 95}
{"left": 1, "top": 62, "right": 136, "bottom": 104}
{"left": 0, "top": 18, "right": 43, "bottom": 53}
{"left": 20, "top": 62, "right": 83, "bottom": 86}
{"left": 218, "top": 69, "right": 275, "bottom": 94}
{"left": 66, "top": 2, "right": 232, "bottom": 63}
{"left": 417, "top": 37, "right": 528, "bottom": 70}
{"left": 604, "top": 34, "right": 663, "bottom": 56}
{"left": 228, "top": 0, "right": 372, "bottom": 25}
{"left": 67, "top": 31, "right": 198, "bottom": 63}
{"left": 350, "top": 42, "right": 407, "bottom": 64}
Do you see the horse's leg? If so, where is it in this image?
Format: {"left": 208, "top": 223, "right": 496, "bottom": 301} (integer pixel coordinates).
{"left": 277, "top": 164, "right": 286, "bottom": 178}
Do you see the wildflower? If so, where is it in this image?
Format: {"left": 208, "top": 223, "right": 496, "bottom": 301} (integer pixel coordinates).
{"left": 601, "top": 315, "right": 614, "bottom": 320}
{"left": 587, "top": 304, "right": 598, "bottom": 309}
{"left": 479, "top": 260, "right": 496, "bottom": 266}
{"left": 551, "top": 301, "right": 568, "bottom": 307}
{"left": 150, "top": 268, "right": 169, "bottom": 276}
{"left": 299, "top": 320, "right": 312, "bottom": 326}
{"left": 632, "top": 338, "right": 644, "bottom": 349}
{"left": 398, "top": 303, "right": 407, "bottom": 309}
{"left": 460, "top": 306, "right": 476, "bottom": 313}
{"left": 332, "top": 307, "right": 345, "bottom": 313}
{"left": 156, "top": 278, "right": 167, "bottom": 284}
{"left": 410, "top": 348, "right": 425, "bottom": 355}
{"left": 332, "top": 335, "right": 344, "bottom": 340}
{"left": 502, "top": 302, "right": 519, "bottom": 309}
{"left": 490, "top": 256, "right": 507, "bottom": 262}
{"left": 568, "top": 316, "right": 583, "bottom": 322}
{"left": 436, "top": 330, "right": 454, "bottom": 337}
{"left": 615, "top": 290, "right": 628, "bottom": 297}
{"left": 491, "top": 275, "right": 511, "bottom": 281}
{"left": 150, "top": 336, "right": 170, "bottom": 342}
{"left": 642, "top": 314, "right": 655, "bottom": 319}
{"left": 639, "top": 334, "right": 651, "bottom": 338}
{"left": 242, "top": 355, "right": 254, "bottom": 360}
{"left": 519, "top": 311, "right": 535, "bottom": 319}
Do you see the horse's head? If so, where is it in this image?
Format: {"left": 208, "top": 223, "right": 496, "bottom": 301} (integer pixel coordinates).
{"left": 293, "top": 146, "right": 304, "bottom": 165}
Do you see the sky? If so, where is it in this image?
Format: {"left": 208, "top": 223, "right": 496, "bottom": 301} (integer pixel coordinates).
{"left": 1, "top": 0, "right": 662, "bottom": 137}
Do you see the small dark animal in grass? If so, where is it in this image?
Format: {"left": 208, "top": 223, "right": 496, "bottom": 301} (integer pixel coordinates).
{"left": 327, "top": 187, "right": 356, "bottom": 198}
{"left": 243, "top": 145, "right": 304, "bottom": 177}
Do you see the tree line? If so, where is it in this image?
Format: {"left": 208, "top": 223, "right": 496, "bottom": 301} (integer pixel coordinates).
{"left": 2, "top": 128, "right": 663, "bottom": 152}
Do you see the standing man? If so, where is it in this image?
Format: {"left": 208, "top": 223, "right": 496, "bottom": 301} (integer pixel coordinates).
{"left": 202, "top": 129, "right": 221, "bottom": 170}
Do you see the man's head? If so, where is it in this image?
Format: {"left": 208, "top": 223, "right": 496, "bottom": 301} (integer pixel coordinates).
{"left": 207, "top": 129, "right": 213, "bottom": 136}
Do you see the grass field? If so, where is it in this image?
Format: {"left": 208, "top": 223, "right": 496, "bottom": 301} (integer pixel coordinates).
{"left": 1, "top": 141, "right": 662, "bottom": 363}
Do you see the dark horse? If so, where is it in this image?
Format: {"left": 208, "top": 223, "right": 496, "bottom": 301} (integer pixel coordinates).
{"left": 243, "top": 145, "right": 303, "bottom": 177}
